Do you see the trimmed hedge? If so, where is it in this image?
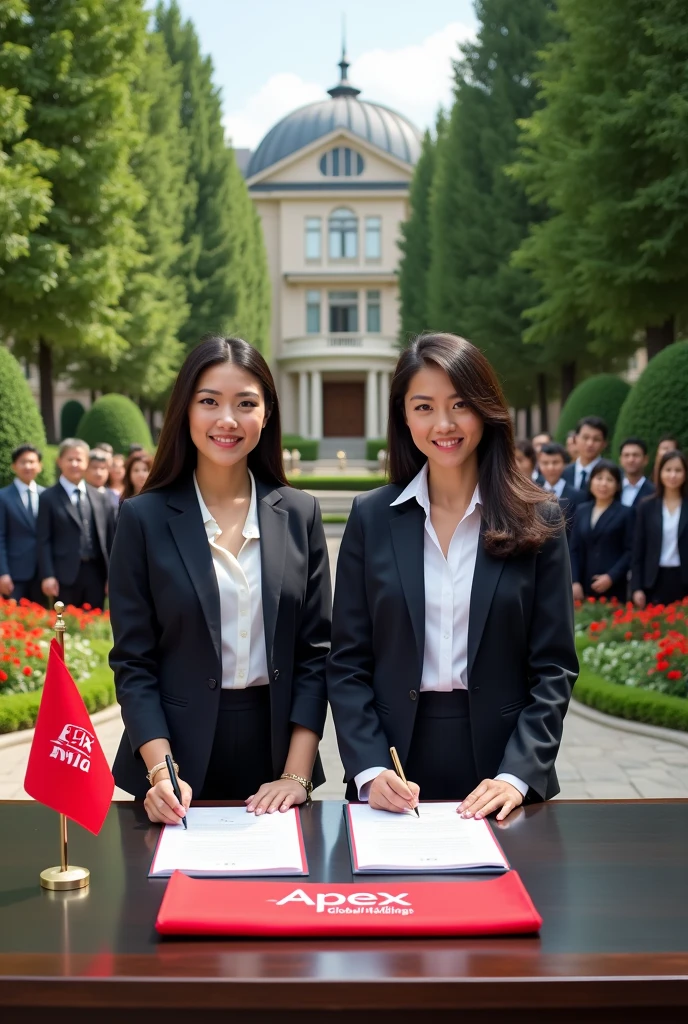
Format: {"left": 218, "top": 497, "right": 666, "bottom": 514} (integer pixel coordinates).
{"left": 282, "top": 435, "right": 319, "bottom": 461}
{"left": 555, "top": 374, "right": 631, "bottom": 446}
{"left": 612, "top": 340, "right": 688, "bottom": 462}
{"left": 77, "top": 394, "right": 153, "bottom": 454}
{"left": 60, "top": 400, "right": 86, "bottom": 440}
{"left": 0, "top": 640, "right": 114, "bottom": 734}
{"left": 366, "top": 438, "right": 387, "bottom": 461}
{"left": 0, "top": 347, "right": 48, "bottom": 489}
{"left": 289, "top": 475, "right": 386, "bottom": 491}
{"left": 41, "top": 444, "right": 59, "bottom": 486}
{"left": 573, "top": 664, "right": 688, "bottom": 733}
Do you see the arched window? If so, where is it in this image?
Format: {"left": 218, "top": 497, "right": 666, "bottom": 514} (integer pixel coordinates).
{"left": 329, "top": 208, "right": 358, "bottom": 259}
{"left": 319, "top": 147, "right": 365, "bottom": 177}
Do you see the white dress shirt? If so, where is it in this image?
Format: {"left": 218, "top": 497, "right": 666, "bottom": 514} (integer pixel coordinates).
{"left": 193, "top": 471, "right": 269, "bottom": 690}
{"left": 659, "top": 502, "right": 682, "bottom": 568}
{"left": 59, "top": 475, "right": 86, "bottom": 506}
{"left": 543, "top": 478, "right": 566, "bottom": 499}
{"left": 355, "top": 463, "right": 528, "bottom": 801}
{"left": 573, "top": 457, "right": 600, "bottom": 491}
{"left": 14, "top": 477, "right": 39, "bottom": 517}
{"left": 621, "top": 476, "right": 646, "bottom": 507}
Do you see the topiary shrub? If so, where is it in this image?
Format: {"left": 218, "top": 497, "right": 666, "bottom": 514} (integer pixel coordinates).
{"left": 612, "top": 341, "right": 688, "bottom": 462}
{"left": 366, "top": 438, "right": 387, "bottom": 461}
{"left": 0, "top": 348, "right": 48, "bottom": 488}
{"left": 281, "top": 435, "right": 319, "bottom": 461}
{"left": 77, "top": 394, "right": 153, "bottom": 455}
{"left": 555, "top": 374, "right": 631, "bottom": 447}
{"left": 60, "top": 399, "right": 85, "bottom": 440}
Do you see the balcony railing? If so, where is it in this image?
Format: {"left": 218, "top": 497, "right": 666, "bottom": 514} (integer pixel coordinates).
{"left": 280, "top": 333, "right": 399, "bottom": 361}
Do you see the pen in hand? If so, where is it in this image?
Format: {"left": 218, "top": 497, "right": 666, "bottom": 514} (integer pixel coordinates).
{"left": 389, "top": 746, "right": 420, "bottom": 817}
{"left": 165, "top": 754, "right": 188, "bottom": 829}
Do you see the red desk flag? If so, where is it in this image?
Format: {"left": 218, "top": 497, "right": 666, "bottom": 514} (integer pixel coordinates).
{"left": 24, "top": 639, "right": 114, "bottom": 835}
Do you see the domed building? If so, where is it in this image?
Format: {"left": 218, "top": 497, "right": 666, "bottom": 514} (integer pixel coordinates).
{"left": 245, "top": 50, "right": 422, "bottom": 453}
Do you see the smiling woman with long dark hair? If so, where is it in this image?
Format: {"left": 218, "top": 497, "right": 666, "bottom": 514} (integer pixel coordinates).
{"left": 327, "top": 333, "right": 578, "bottom": 822}
{"left": 108, "top": 336, "right": 331, "bottom": 824}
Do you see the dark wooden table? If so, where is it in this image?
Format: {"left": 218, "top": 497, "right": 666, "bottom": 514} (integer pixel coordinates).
{"left": 0, "top": 799, "right": 687, "bottom": 1023}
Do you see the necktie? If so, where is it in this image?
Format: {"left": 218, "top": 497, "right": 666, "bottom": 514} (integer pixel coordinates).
{"left": 75, "top": 489, "right": 94, "bottom": 559}
{"left": 29, "top": 487, "right": 37, "bottom": 518}
{"left": 579, "top": 469, "right": 588, "bottom": 488}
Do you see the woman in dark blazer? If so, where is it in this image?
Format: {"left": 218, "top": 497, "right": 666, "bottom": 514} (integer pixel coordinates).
{"left": 632, "top": 450, "right": 688, "bottom": 607}
{"left": 569, "top": 460, "right": 634, "bottom": 605}
{"left": 109, "top": 337, "right": 330, "bottom": 825}
{"left": 327, "top": 333, "right": 578, "bottom": 823}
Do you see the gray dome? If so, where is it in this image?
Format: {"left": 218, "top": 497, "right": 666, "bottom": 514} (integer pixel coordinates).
{"left": 247, "top": 79, "right": 422, "bottom": 179}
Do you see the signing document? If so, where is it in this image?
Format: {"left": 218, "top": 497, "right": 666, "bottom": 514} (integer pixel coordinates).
{"left": 149, "top": 806, "right": 308, "bottom": 877}
{"left": 347, "top": 802, "right": 509, "bottom": 873}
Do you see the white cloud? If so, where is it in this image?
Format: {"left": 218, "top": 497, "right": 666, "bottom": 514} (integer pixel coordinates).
{"left": 224, "top": 21, "right": 474, "bottom": 151}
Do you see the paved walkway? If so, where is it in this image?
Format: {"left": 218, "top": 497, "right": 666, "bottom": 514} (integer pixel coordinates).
{"left": 2, "top": 532, "right": 687, "bottom": 801}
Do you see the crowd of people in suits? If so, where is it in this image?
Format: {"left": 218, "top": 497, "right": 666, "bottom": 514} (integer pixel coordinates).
{"left": 0, "top": 439, "right": 153, "bottom": 609}
{"left": 515, "top": 417, "right": 688, "bottom": 607}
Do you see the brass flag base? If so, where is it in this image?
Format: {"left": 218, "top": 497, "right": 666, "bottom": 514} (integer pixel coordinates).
{"left": 40, "top": 865, "right": 90, "bottom": 891}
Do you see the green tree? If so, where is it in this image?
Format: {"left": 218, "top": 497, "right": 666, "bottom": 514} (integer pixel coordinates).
{"left": 155, "top": 1, "right": 270, "bottom": 353}
{"left": 69, "top": 30, "right": 192, "bottom": 408}
{"left": 612, "top": 343, "right": 688, "bottom": 462}
{"left": 425, "top": 0, "right": 559, "bottom": 415}
{"left": 0, "top": 347, "right": 47, "bottom": 488}
{"left": 555, "top": 374, "right": 631, "bottom": 446}
{"left": 77, "top": 394, "right": 153, "bottom": 454}
{"left": 0, "top": 0, "right": 148, "bottom": 441}
{"left": 513, "top": 0, "right": 688, "bottom": 362}
{"left": 398, "top": 115, "right": 444, "bottom": 343}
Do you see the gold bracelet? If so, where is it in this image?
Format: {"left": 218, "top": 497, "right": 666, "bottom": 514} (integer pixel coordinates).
{"left": 146, "top": 760, "right": 178, "bottom": 786}
{"left": 281, "top": 772, "right": 313, "bottom": 798}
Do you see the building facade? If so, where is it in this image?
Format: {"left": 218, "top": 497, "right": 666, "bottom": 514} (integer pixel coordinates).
{"left": 245, "top": 53, "right": 421, "bottom": 452}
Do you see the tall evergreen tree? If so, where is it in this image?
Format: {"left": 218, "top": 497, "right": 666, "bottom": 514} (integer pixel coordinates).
{"left": 426, "top": 0, "right": 558, "bottom": 410}
{"left": 513, "top": 0, "right": 688, "bottom": 360}
{"left": 0, "top": 0, "right": 148, "bottom": 441}
{"left": 69, "top": 30, "right": 192, "bottom": 407}
{"left": 397, "top": 115, "right": 445, "bottom": 343}
{"left": 155, "top": 1, "right": 270, "bottom": 354}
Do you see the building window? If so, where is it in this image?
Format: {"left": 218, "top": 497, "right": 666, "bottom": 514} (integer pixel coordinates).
{"left": 365, "top": 217, "right": 382, "bottom": 260}
{"left": 329, "top": 291, "right": 359, "bottom": 333}
{"left": 319, "top": 147, "right": 365, "bottom": 177}
{"left": 306, "top": 290, "right": 321, "bottom": 334}
{"left": 305, "top": 217, "right": 321, "bottom": 259}
{"left": 329, "top": 207, "right": 358, "bottom": 259}
{"left": 366, "top": 290, "right": 381, "bottom": 333}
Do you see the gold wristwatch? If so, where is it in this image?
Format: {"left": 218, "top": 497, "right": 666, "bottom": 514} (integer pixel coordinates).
{"left": 146, "top": 760, "right": 178, "bottom": 786}
{"left": 281, "top": 772, "right": 313, "bottom": 798}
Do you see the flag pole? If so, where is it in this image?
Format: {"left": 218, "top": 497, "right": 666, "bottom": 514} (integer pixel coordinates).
{"left": 40, "top": 602, "right": 90, "bottom": 891}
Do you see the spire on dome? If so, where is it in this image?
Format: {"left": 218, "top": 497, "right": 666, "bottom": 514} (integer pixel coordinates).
{"left": 327, "top": 22, "right": 361, "bottom": 99}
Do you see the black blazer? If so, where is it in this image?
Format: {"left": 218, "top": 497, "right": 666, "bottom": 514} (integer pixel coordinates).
{"left": 36, "top": 482, "right": 114, "bottom": 584}
{"left": 109, "top": 476, "right": 331, "bottom": 799}
{"left": 326, "top": 486, "right": 578, "bottom": 804}
{"left": 561, "top": 462, "right": 593, "bottom": 495}
{"left": 553, "top": 482, "right": 585, "bottom": 539}
{"left": 0, "top": 482, "right": 45, "bottom": 581}
{"left": 569, "top": 500, "right": 634, "bottom": 601}
{"left": 631, "top": 497, "right": 688, "bottom": 593}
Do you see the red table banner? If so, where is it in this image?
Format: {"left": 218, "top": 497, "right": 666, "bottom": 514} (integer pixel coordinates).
{"left": 156, "top": 870, "right": 542, "bottom": 937}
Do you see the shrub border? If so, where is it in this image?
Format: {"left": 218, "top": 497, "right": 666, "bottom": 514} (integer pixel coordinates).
{"left": 0, "top": 639, "right": 114, "bottom": 734}
{"left": 574, "top": 636, "right": 688, "bottom": 733}
{"left": 289, "top": 475, "right": 386, "bottom": 491}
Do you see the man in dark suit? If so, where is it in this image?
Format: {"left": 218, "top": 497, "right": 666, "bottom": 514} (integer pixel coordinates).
{"left": 37, "top": 438, "right": 115, "bottom": 610}
{"left": 537, "top": 443, "right": 584, "bottom": 539}
{"left": 561, "top": 416, "right": 608, "bottom": 495}
{"left": 619, "top": 437, "right": 655, "bottom": 507}
{"left": 0, "top": 445, "right": 45, "bottom": 603}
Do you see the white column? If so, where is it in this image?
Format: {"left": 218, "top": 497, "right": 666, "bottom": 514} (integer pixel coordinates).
{"left": 378, "top": 371, "right": 390, "bottom": 438}
{"left": 310, "top": 370, "right": 323, "bottom": 439}
{"left": 365, "top": 370, "right": 379, "bottom": 439}
{"left": 298, "top": 371, "right": 309, "bottom": 438}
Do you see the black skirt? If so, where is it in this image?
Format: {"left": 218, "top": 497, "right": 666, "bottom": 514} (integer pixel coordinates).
{"left": 199, "top": 686, "right": 274, "bottom": 800}
{"left": 648, "top": 567, "right": 686, "bottom": 606}
{"left": 404, "top": 689, "right": 479, "bottom": 801}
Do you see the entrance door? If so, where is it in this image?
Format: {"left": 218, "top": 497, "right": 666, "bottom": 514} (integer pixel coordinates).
{"left": 322, "top": 382, "right": 365, "bottom": 437}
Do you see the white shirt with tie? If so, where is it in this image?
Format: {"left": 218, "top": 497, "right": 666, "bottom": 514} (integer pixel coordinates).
{"left": 193, "top": 471, "right": 269, "bottom": 690}
{"left": 543, "top": 478, "right": 566, "bottom": 499}
{"left": 59, "top": 475, "right": 87, "bottom": 506}
{"left": 355, "top": 463, "right": 528, "bottom": 801}
{"left": 573, "top": 457, "right": 600, "bottom": 491}
{"left": 14, "top": 477, "right": 39, "bottom": 517}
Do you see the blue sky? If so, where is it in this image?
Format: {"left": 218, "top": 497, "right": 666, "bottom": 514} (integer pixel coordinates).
{"left": 151, "top": 1, "right": 478, "bottom": 148}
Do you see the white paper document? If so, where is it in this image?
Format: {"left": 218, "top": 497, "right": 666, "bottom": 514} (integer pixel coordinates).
{"left": 347, "top": 802, "right": 509, "bottom": 873}
{"left": 149, "top": 806, "right": 308, "bottom": 877}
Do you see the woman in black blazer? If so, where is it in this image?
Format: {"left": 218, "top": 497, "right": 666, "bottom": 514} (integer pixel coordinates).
{"left": 569, "top": 460, "right": 634, "bottom": 604}
{"left": 327, "top": 333, "right": 578, "bottom": 823}
{"left": 632, "top": 450, "right": 688, "bottom": 607}
{"left": 109, "top": 337, "right": 331, "bottom": 825}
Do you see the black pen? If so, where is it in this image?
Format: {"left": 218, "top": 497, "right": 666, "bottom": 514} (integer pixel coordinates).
{"left": 165, "top": 754, "right": 188, "bottom": 829}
